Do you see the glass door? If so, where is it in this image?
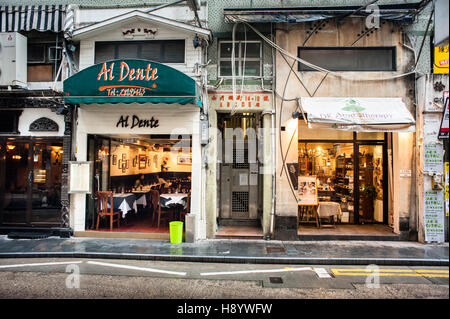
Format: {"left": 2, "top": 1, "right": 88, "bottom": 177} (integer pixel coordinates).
{"left": 30, "top": 142, "right": 63, "bottom": 224}
{"left": 0, "top": 139, "right": 63, "bottom": 226}
{"left": 86, "top": 135, "right": 111, "bottom": 229}
{"left": 356, "top": 144, "right": 384, "bottom": 224}
{"left": 0, "top": 141, "right": 31, "bottom": 225}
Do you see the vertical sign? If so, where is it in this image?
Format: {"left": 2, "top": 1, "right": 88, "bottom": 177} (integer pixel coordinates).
{"left": 438, "top": 93, "right": 449, "bottom": 139}
{"left": 424, "top": 190, "right": 445, "bottom": 242}
{"left": 298, "top": 176, "right": 318, "bottom": 206}
{"left": 445, "top": 162, "right": 449, "bottom": 217}
{"left": 424, "top": 143, "right": 444, "bottom": 173}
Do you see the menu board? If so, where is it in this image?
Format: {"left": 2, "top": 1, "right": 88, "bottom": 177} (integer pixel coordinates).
{"left": 298, "top": 176, "right": 318, "bottom": 206}
{"left": 68, "top": 161, "right": 93, "bottom": 194}
{"left": 424, "top": 190, "right": 445, "bottom": 243}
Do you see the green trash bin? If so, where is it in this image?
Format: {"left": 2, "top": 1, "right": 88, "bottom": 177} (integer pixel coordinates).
{"left": 169, "top": 221, "right": 184, "bottom": 244}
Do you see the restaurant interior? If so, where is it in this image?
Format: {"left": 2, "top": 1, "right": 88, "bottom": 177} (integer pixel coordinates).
{"left": 86, "top": 134, "right": 192, "bottom": 233}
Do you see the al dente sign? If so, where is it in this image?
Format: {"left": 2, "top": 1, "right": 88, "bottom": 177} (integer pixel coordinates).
{"left": 63, "top": 59, "right": 200, "bottom": 106}
{"left": 97, "top": 61, "right": 159, "bottom": 96}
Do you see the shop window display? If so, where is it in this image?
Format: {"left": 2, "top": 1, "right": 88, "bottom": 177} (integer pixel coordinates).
{"left": 298, "top": 141, "right": 384, "bottom": 224}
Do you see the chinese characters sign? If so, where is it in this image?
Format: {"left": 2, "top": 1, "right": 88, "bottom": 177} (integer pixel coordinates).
{"left": 434, "top": 45, "right": 449, "bottom": 74}
{"left": 209, "top": 92, "right": 272, "bottom": 109}
{"left": 424, "top": 143, "right": 444, "bottom": 174}
{"left": 424, "top": 190, "right": 445, "bottom": 242}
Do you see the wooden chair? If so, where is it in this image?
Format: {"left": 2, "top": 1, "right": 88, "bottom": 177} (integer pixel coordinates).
{"left": 96, "top": 191, "right": 121, "bottom": 231}
{"left": 151, "top": 191, "right": 175, "bottom": 229}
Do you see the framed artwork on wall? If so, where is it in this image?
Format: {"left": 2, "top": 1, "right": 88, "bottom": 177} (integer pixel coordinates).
{"left": 177, "top": 155, "right": 192, "bottom": 165}
{"left": 139, "top": 154, "right": 147, "bottom": 169}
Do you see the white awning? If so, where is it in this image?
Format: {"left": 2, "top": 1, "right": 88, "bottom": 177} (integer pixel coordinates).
{"left": 300, "top": 97, "right": 415, "bottom": 132}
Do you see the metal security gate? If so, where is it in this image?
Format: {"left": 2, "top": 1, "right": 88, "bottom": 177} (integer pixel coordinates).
{"left": 218, "top": 113, "right": 260, "bottom": 222}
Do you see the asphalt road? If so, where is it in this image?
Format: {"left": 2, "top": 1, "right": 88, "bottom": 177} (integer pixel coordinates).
{"left": 0, "top": 258, "right": 448, "bottom": 300}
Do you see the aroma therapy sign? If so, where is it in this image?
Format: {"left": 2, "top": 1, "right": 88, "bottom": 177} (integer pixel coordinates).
{"left": 300, "top": 97, "right": 415, "bottom": 132}
{"left": 63, "top": 59, "right": 199, "bottom": 105}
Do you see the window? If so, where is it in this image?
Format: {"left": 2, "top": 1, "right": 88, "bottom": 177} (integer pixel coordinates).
{"left": 94, "top": 40, "right": 185, "bottom": 64}
{"left": 297, "top": 47, "right": 396, "bottom": 72}
{"left": 0, "top": 111, "right": 22, "bottom": 134}
{"left": 219, "top": 41, "right": 262, "bottom": 78}
{"left": 27, "top": 43, "right": 63, "bottom": 82}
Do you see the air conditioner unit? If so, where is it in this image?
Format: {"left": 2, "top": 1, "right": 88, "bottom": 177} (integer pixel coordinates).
{"left": 0, "top": 32, "right": 27, "bottom": 87}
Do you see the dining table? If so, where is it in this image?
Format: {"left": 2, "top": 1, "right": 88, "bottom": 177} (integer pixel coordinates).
{"left": 159, "top": 193, "right": 188, "bottom": 210}
{"left": 317, "top": 201, "right": 342, "bottom": 227}
{"left": 112, "top": 193, "right": 138, "bottom": 218}
{"left": 131, "top": 190, "right": 151, "bottom": 208}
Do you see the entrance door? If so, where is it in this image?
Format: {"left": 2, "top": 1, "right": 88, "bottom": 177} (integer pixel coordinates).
{"left": 219, "top": 113, "right": 260, "bottom": 221}
{"left": 0, "top": 139, "right": 62, "bottom": 226}
{"left": 86, "top": 135, "right": 111, "bottom": 229}
{"left": 355, "top": 144, "right": 385, "bottom": 224}
{"left": 0, "top": 141, "right": 30, "bottom": 224}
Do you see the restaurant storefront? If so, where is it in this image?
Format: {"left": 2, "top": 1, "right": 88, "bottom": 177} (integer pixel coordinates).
{"left": 296, "top": 97, "right": 415, "bottom": 230}
{"left": 64, "top": 59, "right": 204, "bottom": 239}
{"left": 0, "top": 103, "right": 70, "bottom": 235}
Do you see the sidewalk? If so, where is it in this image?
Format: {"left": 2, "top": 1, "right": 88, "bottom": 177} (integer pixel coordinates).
{"left": 0, "top": 235, "right": 448, "bottom": 266}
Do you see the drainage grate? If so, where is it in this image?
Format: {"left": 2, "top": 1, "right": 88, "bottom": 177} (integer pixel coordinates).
{"left": 232, "top": 191, "right": 249, "bottom": 212}
{"left": 7, "top": 232, "right": 51, "bottom": 239}
{"left": 265, "top": 246, "right": 286, "bottom": 254}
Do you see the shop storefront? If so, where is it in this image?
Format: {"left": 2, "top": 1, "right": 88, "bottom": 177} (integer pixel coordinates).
{"left": 0, "top": 104, "right": 69, "bottom": 233}
{"left": 64, "top": 59, "right": 203, "bottom": 239}
{"left": 295, "top": 97, "right": 415, "bottom": 234}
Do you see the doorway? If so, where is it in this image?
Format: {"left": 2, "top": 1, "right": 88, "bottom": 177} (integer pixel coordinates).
{"left": 217, "top": 113, "right": 263, "bottom": 236}
{"left": 0, "top": 138, "right": 63, "bottom": 226}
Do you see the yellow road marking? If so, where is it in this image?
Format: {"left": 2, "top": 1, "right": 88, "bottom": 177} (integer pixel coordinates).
{"left": 415, "top": 270, "right": 449, "bottom": 273}
{"left": 331, "top": 268, "right": 449, "bottom": 278}
{"left": 332, "top": 269, "right": 414, "bottom": 273}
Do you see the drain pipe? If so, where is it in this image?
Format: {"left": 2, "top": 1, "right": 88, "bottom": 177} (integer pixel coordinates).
{"left": 261, "top": 109, "right": 276, "bottom": 240}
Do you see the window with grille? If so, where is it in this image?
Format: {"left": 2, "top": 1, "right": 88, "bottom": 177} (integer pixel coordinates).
{"left": 95, "top": 40, "right": 185, "bottom": 64}
{"left": 218, "top": 41, "right": 262, "bottom": 78}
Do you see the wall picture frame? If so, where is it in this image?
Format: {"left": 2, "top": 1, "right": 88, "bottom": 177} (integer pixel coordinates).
{"left": 177, "top": 155, "right": 192, "bottom": 165}
{"left": 139, "top": 154, "right": 147, "bottom": 169}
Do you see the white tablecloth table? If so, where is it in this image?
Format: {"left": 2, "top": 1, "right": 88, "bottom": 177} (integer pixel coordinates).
{"left": 113, "top": 193, "right": 138, "bottom": 218}
{"left": 317, "top": 201, "right": 342, "bottom": 220}
{"left": 132, "top": 191, "right": 150, "bottom": 207}
{"left": 160, "top": 193, "right": 188, "bottom": 210}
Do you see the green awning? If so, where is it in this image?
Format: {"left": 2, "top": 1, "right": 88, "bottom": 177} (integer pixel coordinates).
{"left": 63, "top": 59, "right": 201, "bottom": 106}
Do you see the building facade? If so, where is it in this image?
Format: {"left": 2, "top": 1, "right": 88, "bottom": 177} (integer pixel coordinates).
{"left": 0, "top": 0, "right": 447, "bottom": 244}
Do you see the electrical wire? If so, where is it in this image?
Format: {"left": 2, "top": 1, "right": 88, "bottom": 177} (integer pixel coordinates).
{"left": 239, "top": 20, "right": 417, "bottom": 82}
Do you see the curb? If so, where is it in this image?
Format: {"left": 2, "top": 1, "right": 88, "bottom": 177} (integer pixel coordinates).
{"left": 0, "top": 252, "right": 448, "bottom": 266}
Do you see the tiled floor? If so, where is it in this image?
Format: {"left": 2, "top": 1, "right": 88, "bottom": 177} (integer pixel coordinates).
{"left": 298, "top": 224, "right": 395, "bottom": 236}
